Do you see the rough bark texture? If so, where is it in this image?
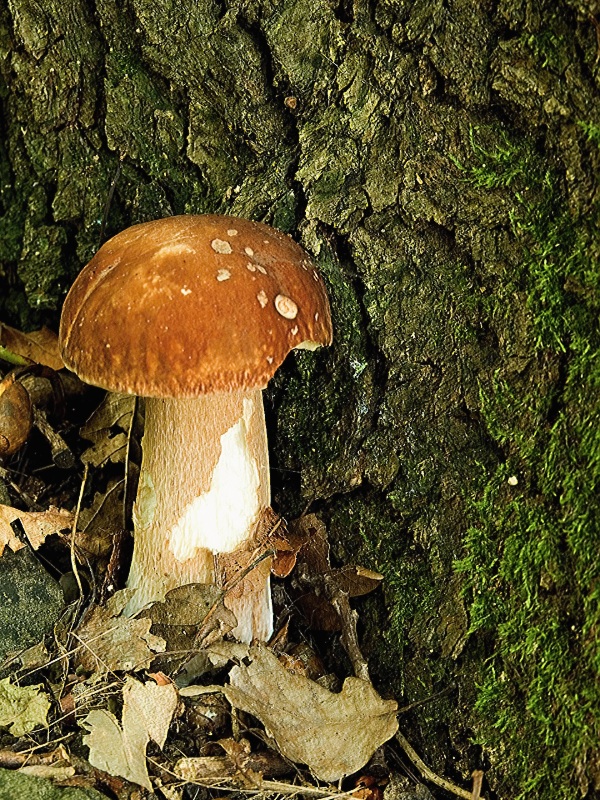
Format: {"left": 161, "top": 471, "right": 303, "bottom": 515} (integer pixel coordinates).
{"left": 1, "top": 1, "right": 599, "bottom": 797}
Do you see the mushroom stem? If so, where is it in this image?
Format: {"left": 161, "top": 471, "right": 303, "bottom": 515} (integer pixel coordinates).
{"left": 124, "top": 388, "right": 272, "bottom": 641}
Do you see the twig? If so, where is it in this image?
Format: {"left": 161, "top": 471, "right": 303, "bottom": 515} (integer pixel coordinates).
{"left": 70, "top": 465, "right": 89, "bottom": 603}
{"left": 395, "top": 730, "right": 485, "bottom": 800}
{"left": 33, "top": 407, "right": 75, "bottom": 469}
{"left": 396, "top": 683, "right": 456, "bottom": 715}
{"left": 328, "top": 589, "right": 370, "bottom": 682}
{"left": 148, "top": 757, "right": 362, "bottom": 800}
{"left": 471, "top": 770, "right": 484, "bottom": 800}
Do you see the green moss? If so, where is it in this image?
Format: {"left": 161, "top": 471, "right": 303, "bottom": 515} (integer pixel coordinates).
{"left": 578, "top": 120, "right": 600, "bottom": 148}
{"left": 455, "top": 127, "right": 600, "bottom": 797}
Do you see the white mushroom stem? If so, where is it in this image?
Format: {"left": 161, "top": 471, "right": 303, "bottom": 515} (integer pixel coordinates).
{"left": 124, "top": 388, "right": 272, "bottom": 642}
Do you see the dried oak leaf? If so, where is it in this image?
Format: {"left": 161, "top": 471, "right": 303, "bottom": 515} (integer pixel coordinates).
{"left": 74, "top": 589, "right": 165, "bottom": 673}
{"left": 82, "top": 676, "right": 178, "bottom": 790}
{"left": 0, "top": 678, "right": 50, "bottom": 737}
{"left": 223, "top": 645, "right": 398, "bottom": 781}
{"left": 147, "top": 583, "right": 236, "bottom": 673}
{"left": 77, "top": 480, "right": 125, "bottom": 559}
{"left": 290, "top": 514, "right": 382, "bottom": 632}
{"left": 80, "top": 393, "right": 135, "bottom": 467}
{"left": 0, "top": 323, "right": 64, "bottom": 370}
{"left": 0, "top": 504, "right": 73, "bottom": 556}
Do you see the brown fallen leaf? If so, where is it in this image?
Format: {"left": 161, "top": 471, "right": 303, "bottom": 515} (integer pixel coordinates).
{"left": 0, "top": 504, "right": 74, "bottom": 556}
{"left": 147, "top": 583, "right": 236, "bottom": 674}
{"left": 330, "top": 565, "right": 384, "bottom": 597}
{"left": 0, "top": 323, "right": 64, "bottom": 371}
{"left": 77, "top": 480, "right": 125, "bottom": 559}
{"left": 82, "top": 676, "right": 178, "bottom": 790}
{"left": 223, "top": 645, "right": 398, "bottom": 781}
{"left": 80, "top": 393, "right": 135, "bottom": 467}
{"left": 289, "top": 514, "right": 383, "bottom": 632}
{"left": 74, "top": 589, "right": 165, "bottom": 673}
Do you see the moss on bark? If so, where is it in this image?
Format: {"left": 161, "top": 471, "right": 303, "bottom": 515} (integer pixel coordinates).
{"left": 1, "top": 0, "right": 599, "bottom": 796}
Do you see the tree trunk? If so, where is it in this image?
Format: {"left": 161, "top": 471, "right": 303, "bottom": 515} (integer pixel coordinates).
{"left": 1, "top": 1, "right": 599, "bottom": 797}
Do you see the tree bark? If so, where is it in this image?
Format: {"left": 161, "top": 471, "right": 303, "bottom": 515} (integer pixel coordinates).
{"left": 1, "top": 1, "right": 599, "bottom": 797}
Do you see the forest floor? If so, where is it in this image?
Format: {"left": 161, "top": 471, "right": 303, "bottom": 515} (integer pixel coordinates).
{"left": 0, "top": 322, "right": 484, "bottom": 800}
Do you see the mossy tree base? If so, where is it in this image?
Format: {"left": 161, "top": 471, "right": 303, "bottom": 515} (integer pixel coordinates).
{"left": 1, "top": 1, "right": 599, "bottom": 797}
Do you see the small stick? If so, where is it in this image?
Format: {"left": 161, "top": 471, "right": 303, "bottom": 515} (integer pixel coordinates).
{"left": 33, "top": 407, "right": 75, "bottom": 469}
{"left": 70, "top": 465, "right": 89, "bottom": 602}
{"left": 328, "top": 589, "right": 370, "bottom": 682}
{"left": 471, "top": 770, "right": 484, "bottom": 799}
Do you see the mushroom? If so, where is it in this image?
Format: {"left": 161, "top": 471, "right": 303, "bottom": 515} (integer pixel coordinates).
{"left": 58, "top": 215, "right": 332, "bottom": 641}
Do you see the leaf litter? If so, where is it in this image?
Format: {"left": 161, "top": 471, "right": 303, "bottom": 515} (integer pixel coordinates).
{"left": 0, "top": 323, "right": 485, "bottom": 799}
{"left": 73, "top": 590, "right": 166, "bottom": 673}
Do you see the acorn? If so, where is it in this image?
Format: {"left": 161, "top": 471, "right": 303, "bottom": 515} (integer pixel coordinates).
{"left": 0, "top": 374, "right": 33, "bottom": 456}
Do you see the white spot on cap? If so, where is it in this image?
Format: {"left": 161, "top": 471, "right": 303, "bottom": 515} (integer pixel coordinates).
{"left": 312, "top": 271, "right": 319, "bottom": 281}
{"left": 244, "top": 246, "right": 254, "bottom": 256}
{"left": 256, "top": 264, "right": 267, "bottom": 275}
{"left": 275, "top": 294, "right": 298, "bottom": 319}
{"left": 291, "top": 325, "right": 298, "bottom": 335}
{"left": 211, "top": 239, "right": 232, "bottom": 254}
{"left": 315, "top": 312, "right": 319, "bottom": 321}
{"left": 181, "top": 286, "right": 192, "bottom": 295}
{"left": 246, "top": 262, "right": 256, "bottom": 272}
{"left": 217, "top": 269, "right": 231, "bottom": 281}
{"left": 156, "top": 243, "right": 196, "bottom": 257}
{"left": 106, "top": 343, "right": 111, "bottom": 348}
{"left": 257, "top": 290, "right": 268, "bottom": 308}
{"left": 227, "top": 229, "right": 238, "bottom": 236}
{"left": 266, "top": 356, "right": 274, "bottom": 364}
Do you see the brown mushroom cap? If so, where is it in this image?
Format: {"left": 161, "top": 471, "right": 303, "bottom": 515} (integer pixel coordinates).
{"left": 59, "top": 215, "right": 332, "bottom": 396}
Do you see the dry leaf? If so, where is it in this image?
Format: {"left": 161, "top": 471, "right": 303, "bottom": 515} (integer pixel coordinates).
{"left": 290, "top": 514, "right": 383, "bottom": 632}
{"left": 331, "top": 565, "right": 384, "bottom": 597}
{"left": 82, "top": 676, "right": 178, "bottom": 790}
{"left": 77, "top": 481, "right": 125, "bottom": 560}
{"left": 80, "top": 393, "right": 135, "bottom": 467}
{"left": 0, "top": 679, "right": 50, "bottom": 736}
{"left": 0, "top": 323, "right": 64, "bottom": 370}
{"left": 252, "top": 507, "right": 305, "bottom": 578}
{"left": 146, "top": 583, "right": 236, "bottom": 674}
{"left": 223, "top": 645, "right": 398, "bottom": 781}
{"left": 0, "top": 504, "right": 73, "bottom": 556}
{"left": 74, "top": 589, "right": 165, "bottom": 673}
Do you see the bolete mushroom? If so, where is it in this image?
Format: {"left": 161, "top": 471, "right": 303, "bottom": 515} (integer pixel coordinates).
{"left": 59, "top": 215, "right": 332, "bottom": 641}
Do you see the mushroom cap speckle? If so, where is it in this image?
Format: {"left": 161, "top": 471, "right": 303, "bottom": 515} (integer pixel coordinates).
{"left": 59, "top": 215, "right": 333, "bottom": 396}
